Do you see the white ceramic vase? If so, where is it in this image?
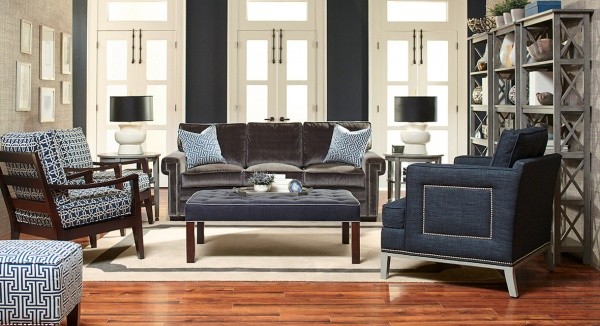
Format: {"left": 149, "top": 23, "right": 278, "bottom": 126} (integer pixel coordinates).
{"left": 499, "top": 33, "right": 515, "bottom": 68}
{"left": 253, "top": 184, "right": 271, "bottom": 192}
{"left": 511, "top": 8, "right": 525, "bottom": 21}
{"left": 495, "top": 15, "right": 505, "bottom": 27}
{"left": 503, "top": 12, "right": 513, "bottom": 25}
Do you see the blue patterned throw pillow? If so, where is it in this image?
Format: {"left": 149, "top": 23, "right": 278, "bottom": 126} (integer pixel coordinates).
{"left": 178, "top": 126, "right": 226, "bottom": 169}
{"left": 323, "top": 124, "right": 371, "bottom": 168}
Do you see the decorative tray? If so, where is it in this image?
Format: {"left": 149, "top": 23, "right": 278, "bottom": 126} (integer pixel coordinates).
{"left": 233, "top": 187, "right": 312, "bottom": 196}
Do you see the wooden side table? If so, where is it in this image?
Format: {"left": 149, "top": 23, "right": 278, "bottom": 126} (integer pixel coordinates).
{"left": 97, "top": 152, "right": 161, "bottom": 219}
{"left": 384, "top": 153, "right": 443, "bottom": 202}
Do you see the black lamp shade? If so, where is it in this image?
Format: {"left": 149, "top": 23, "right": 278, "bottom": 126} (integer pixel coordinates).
{"left": 394, "top": 96, "right": 437, "bottom": 123}
{"left": 110, "top": 96, "right": 153, "bottom": 122}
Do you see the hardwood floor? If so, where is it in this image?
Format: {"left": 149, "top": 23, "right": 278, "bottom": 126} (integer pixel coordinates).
{"left": 15, "top": 189, "right": 600, "bottom": 324}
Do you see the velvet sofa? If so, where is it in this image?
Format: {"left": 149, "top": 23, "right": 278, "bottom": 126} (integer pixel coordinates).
{"left": 161, "top": 122, "right": 386, "bottom": 221}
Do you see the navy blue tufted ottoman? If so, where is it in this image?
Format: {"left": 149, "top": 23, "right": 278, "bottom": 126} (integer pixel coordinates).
{"left": 0, "top": 240, "right": 83, "bottom": 326}
{"left": 185, "top": 189, "right": 361, "bottom": 263}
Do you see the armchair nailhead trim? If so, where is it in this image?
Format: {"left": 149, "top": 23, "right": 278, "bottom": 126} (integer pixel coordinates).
{"left": 422, "top": 185, "right": 493, "bottom": 239}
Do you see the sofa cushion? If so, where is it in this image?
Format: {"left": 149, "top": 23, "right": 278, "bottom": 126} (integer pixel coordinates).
{"left": 303, "top": 121, "right": 372, "bottom": 166}
{"left": 247, "top": 123, "right": 303, "bottom": 168}
{"left": 179, "top": 123, "right": 247, "bottom": 167}
{"left": 490, "top": 126, "right": 548, "bottom": 168}
{"left": 303, "top": 163, "right": 364, "bottom": 188}
{"left": 179, "top": 127, "right": 227, "bottom": 169}
{"left": 182, "top": 163, "right": 243, "bottom": 188}
{"left": 244, "top": 163, "right": 304, "bottom": 185}
{"left": 324, "top": 125, "right": 371, "bottom": 168}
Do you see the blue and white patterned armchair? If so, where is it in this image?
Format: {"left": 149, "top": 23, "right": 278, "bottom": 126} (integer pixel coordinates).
{"left": 380, "top": 127, "right": 561, "bottom": 297}
{"left": 53, "top": 127, "right": 155, "bottom": 223}
{"left": 0, "top": 130, "right": 145, "bottom": 259}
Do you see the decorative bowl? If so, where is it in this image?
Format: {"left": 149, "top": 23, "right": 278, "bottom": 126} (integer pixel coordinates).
{"left": 536, "top": 92, "right": 553, "bottom": 105}
{"left": 527, "top": 38, "right": 553, "bottom": 62}
{"left": 467, "top": 17, "right": 496, "bottom": 34}
{"left": 472, "top": 86, "right": 483, "bottom": 104}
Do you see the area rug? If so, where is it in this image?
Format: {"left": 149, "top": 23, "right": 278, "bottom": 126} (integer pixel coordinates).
{"left": 82, "top": 222, "right": 505, "bottom": 283}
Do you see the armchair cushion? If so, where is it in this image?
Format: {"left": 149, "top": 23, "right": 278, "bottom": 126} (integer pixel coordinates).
{"left": 324, "top": 125, "right": 371, "bottom": 168}
{"left": 94, "top": 169, "right": 151, "bottom": 191}
{"left": 54, "top": 127, "right": 93, "bottom": 168}
{"left": 178, "top": 127, "right": 226, "bottom": 169}
{"left": 490, "top": 127, "right": 548, "bottom": 168}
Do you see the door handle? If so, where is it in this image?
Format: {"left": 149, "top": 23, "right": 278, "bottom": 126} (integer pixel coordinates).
{"left": 264, "top": 117, "right": 275, "bottom": 121}
{"left": 279, "top": 117, "right": 290, "bottom": 122}
{"left": 131, "top": 29, "right": 135, "bottom": 64}
{"left": 138, "top": 29, "right": 143, "bottom": 64}
{"left": 279, "top": 29, "right": 283, "bottom": 64}
{"left": 419, "top": 29, "right": 424, "bottom": 64}
{"left": 272, "top": 29, "right": 276, "bottom": 64}
{"left": 412, "top": 29, "right": 416, "bottom": 65}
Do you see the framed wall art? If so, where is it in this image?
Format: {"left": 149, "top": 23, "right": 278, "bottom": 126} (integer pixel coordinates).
{"left": 62, "top": 81, "right": 71, "bottom": 104}
{"left": 61, "top": 33, "right": 72, "bottom": 74}
{"left": 40, "top": 25, "right": 55, "bottom": 80}
{"left": 20, "top": 19, "right": 32, "bottom": 54}
{"left": 16, "top": 61, "right": 32, "bottom": 112}
{"left": 39, "top": 87, "right": 56, "bottom": 122}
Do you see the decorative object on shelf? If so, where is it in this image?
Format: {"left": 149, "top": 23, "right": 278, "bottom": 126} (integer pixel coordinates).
{"left": 508, "top": 85, "right": 517, "bottom": 104}
{"left": 288, "top": 179, "right": 303, "bottom": 193}
{"left": 394, "top": 96, "right": 437, "bottom": 155}
{"left": 503, "top": 12, "right": 513, "bottom": 24}
{"left": 467, "top": 17, "right": 496, "bottom": 34}
{"left": 499, "top": 34, "right": 515, "bottom": 67}
{"left": 509, "top": 45, "right": 516, "bottom": 67}
{"left": 110, "top": 95, "right": 154, "bottom": 155}
{"left": 536, "top": 92, "right": 553, "bottom": 105}
{"left": 472, "top": 86, "right": 483, "bottom": 104}
{"left": 506, "top": 0, "right": 529, "bottom": 21}
{"left": 525, "top": 0, "right": 561, "bottom": 17}
{"left": 489, "top": 2, "right": 508, "bottom": 27}
{"left": 477, "top": 44, "right": 489, "bottom": 71}
{"left": 481, "top": 124, "right": 489, "bottom": 139}
{"left": 527, "top": 38, "right": 552, "bottom": 62}
{"left": 392, "top": 145, "right": 405, "bottom": 154}
{"left": 529, "top": 71, "right": 553, "bottom": 105}
{"left": 248, "top": 171, "right": 275, "bottom": 192}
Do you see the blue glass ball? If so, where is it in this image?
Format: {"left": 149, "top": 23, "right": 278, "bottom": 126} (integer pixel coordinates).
{"left": 288, "top": 179, "right": 303, "bottom": 192}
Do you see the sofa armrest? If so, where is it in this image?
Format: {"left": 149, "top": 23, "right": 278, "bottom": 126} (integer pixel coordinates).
{"left": 161, "top": 150, "right": 186, "bottom": 176}
{"left": 362, "top": 151, "right": 386, "bottom": 220}
{"left": 362, "top": 151, "right": 386, "bottom": 175}
{"left": 453, "top": 155, "right": 492, "bottom": 166}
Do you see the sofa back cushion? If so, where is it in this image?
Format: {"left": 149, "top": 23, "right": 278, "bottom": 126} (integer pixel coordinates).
{"left": 303, "top": 121, "right": 372, "bottom": 166}
{"left": 246, "top": 123, "right": 303, "bottom": 168}
{"left": 490, "top": 126, "right": 548, "bottom": 168}
{"left": 178, "top": 123, "right": 247, "bottom": 167}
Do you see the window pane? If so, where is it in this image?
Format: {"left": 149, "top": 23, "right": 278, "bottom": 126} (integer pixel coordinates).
{"left": 105, "top": 85, "right": 127, "bottom": 124}
{"left": 287, "top": 40, "right": 308, "bottom": 81}
{"left": 387, "top": 130, "right": 402, "bottom": 155}
{"left": 146, "top": 85, "right": 167, "bottom": 126}
{"left": 247, "top": 1, "right": 308, "bottom": 21}
{"left": 427, "top": 85, "right": 448, "bottom": 126}
{"left": 246, "top": 85, "right": 268, "bottom": 122}
{"left": 106, "top": 130, "right": 118, "bottom": 153}
{"left": 146, "top": 40, "right": 167, "bottom": 81}
{"left": 387, "top": 41, "right": 409, "bottom": 82}
{"left": 427, "top": 130, "right": 448, "bottom": 161}
{"left": 247, "top": 40, "right": 269, "bottom": 81}
{"left": 107, "top": 1, "right": 168, "bottom": 22}
{"left": 286, "top": 85, "right": 307, "bottom": 122}
{"left": 427, "top": 41, "right": 448, "bottom": 82}
{"left": 387, "top": 85, "right": 409, "bottom": 126}
{"left": 144, "top": 130, "right": 167, "bottom": 158}
{"left": 387, "top": 1, "right": 448, "bottom": 22}
{"left": 106, "top": 40, "right": 127, "bottom": 81}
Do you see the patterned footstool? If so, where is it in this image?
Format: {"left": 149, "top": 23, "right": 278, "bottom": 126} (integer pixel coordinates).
{"left": 0, "top": 240, "right": 83, "bottom": 326}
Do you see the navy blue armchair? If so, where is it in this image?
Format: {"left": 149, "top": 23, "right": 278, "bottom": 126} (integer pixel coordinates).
{"left": 380, "top": 127, "right": 561, "bottom": 297}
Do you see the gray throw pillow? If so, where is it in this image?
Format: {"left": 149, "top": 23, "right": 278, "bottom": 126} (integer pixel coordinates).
{"left": 323, "top": 124, "right": 371, "bottom": 168}
{"left": 178, "top": 126, "right": 226, "bottom": 168}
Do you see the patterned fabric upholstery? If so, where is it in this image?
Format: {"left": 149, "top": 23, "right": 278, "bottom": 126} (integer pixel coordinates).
{"left": 0, "top": 240, "right": 82, "bottom": 325}
{"left": 324, "top": 124, "right": 372, "bottom": 168}
{"left": 15, "top": 187, "right": 133, "bottom": 229}
{"left": 54, "top": 127, "right": 150, "bottom": 191}
{"left": 179, "top": 126, "right": 227, "bottom": 168}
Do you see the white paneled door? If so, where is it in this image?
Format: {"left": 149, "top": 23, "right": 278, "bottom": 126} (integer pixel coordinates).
{"left": 97, "top": 30, "right": 177, "bottom": 185}
{"left": 236, "top": 30, "right": 317, "bottom": 122}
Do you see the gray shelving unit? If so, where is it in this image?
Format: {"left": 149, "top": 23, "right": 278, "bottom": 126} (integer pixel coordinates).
{"left": 467, "top": 9, "right": 593, "bottom": 264}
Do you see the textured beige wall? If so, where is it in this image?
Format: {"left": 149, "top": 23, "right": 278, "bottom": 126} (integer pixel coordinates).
{"left": 0, "top": 0, "right": 72, "bottom": 238}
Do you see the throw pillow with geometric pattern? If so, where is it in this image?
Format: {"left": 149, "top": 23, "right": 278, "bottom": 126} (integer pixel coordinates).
{"left": 178, "top": 126, "right": 226, "bottom": 169}
{"left": 323, "top": 124, "right": 371, "bottom": 168}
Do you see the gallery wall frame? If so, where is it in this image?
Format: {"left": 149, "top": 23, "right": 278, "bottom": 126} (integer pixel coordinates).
{"left": 40, "top": 25, "right": 55, "bottom": 80}
{"left": 62, "top": 33, "right": 72, "bottom": 74}
{"left": 20, "top": 19, "right": 33, "bottom": 54}
{"left": 62, "top": 81, "right": 71, "bottom": 104}
{"left": 39, "top": 87, "right": 56, "bottom": 122}
{"left": 16, "top": 61, "right": 32, "bottom": 112}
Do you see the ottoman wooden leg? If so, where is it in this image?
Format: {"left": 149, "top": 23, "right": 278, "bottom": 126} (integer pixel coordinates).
{"left": 342, "top": 222, "right": 349, "bottom": 244}
{"left": 351, "top": 222, "right": 360, "bottom": 264}
{"left": 197, "top": 222, "right": 204, "bottom": 244}
{"left": 186, "top": 222, "right": 195, "bottom": 263}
